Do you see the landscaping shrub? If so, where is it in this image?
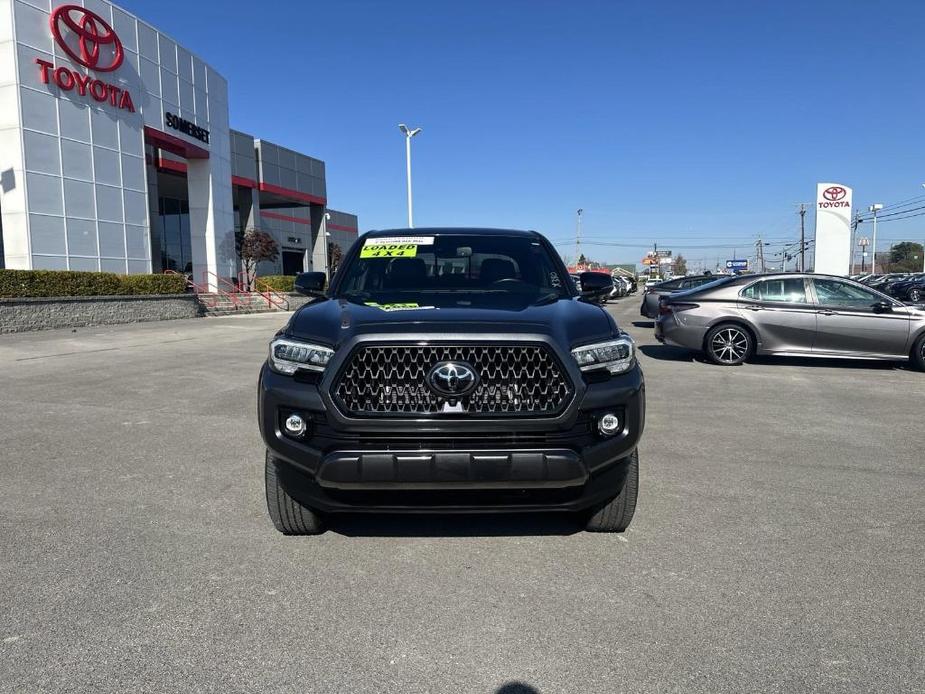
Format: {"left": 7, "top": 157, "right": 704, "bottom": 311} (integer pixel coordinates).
{"left": 118, "top": 273, "right": 188, "bottom": 295}
{"left": 0, "top": 270, "right": 188, "bottom": 297}
{"left": 257, "top": 275, "right": 295, "bottom": 292}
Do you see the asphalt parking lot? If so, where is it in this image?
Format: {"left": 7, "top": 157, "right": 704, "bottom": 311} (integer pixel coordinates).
{"left": 1, "top": 300, "right": 923, "bottom": 694}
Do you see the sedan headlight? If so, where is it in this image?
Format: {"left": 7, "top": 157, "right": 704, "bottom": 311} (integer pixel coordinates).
{"left": 571, "top": 336, "right": 635, "bottom": 374}
{"left": 268, "top": 337, "right": 334, "bottom": 375}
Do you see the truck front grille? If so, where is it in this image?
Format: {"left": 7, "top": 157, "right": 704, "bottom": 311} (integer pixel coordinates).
{"left": 332, "top": 344, "right": 573, "bottom": 417}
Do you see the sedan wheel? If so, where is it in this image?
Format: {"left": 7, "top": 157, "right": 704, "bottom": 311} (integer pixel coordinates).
{"left": 706, "top": 324, "right": 752, "bottom": 365}
{"left": 909, "top": 288, "right": 921, "bottom": 303}
{"left": 912, "top": 334, "right": 925, "bottom": 372}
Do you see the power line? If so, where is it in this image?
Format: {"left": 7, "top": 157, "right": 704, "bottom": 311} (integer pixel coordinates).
{"left": 876, "top": 194, "right": 925, "bottom": 213}
{"left": 870, "top": 209, "right": 925, "bottom": 223}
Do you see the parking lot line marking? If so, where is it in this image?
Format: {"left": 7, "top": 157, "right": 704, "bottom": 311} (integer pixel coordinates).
{"left": 15, "top": 347, "right": 119, "bottom": 361}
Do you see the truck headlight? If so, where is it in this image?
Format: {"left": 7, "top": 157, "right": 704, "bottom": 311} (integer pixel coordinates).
{"left": 268, "top": 337, "right": 334, "bottom": 375}
{"left": 571, "top": 336, "right": 635, "bottom": 374}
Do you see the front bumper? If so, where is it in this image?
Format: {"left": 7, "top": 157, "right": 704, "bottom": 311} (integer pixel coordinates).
{"left": 258, "top": 363, "right": 645, "bottom": 514}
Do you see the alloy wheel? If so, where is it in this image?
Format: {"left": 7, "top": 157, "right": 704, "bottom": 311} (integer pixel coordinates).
{"left": 910, "top": 288, "right": 921, "bottom": 303}
{"left": 710, "top": 328, "right": 749, "bottom": 364}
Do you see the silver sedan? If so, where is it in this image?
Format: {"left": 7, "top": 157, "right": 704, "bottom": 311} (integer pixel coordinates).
{"left": 655, "top": 273, "right": 925, "bottom": 369}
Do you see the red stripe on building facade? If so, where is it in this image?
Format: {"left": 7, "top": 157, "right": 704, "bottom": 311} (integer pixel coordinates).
{"left": 327, "top": 223, "right": 358, "bottom": 234}
{"left": 143, "top": 126, "right": 209, "bottom": 159}
{"left": 261, "top": 211, "right": 311, "bottom": 225}
{"left": 231, "top": 175, "right": 257, "bottom": 188}
{"left": 258, "top": 182, "right": 326, "bottom": 206}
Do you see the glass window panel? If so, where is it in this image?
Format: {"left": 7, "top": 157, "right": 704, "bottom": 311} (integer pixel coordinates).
{"left": 814, "top": 279, "right": 881, "bottom": 308}
{"left": 164, "top": 198, "right": 180, "bottom": 215}
{"left": 758, "top": 279, "right": 806, "bottom": 303}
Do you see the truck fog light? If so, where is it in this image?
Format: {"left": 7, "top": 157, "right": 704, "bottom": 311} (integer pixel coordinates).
{"left": 598, "top": 413, "right": 621, "bottom": 436}
{"left": 284, "top": 413, "right": 308, "bottom": 437}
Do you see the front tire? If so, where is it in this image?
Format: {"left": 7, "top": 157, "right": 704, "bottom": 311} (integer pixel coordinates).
{"left": 909, "top": 288, "right": 921, "bottom": 303}
{"left": 705, "top": 323, "right": 753, "bottom": 366}
{"left": 584, "top": 450, "right": 639, "bottom": 533}
{"left": 265, "top": 450, "right": 325, "bottom": 535}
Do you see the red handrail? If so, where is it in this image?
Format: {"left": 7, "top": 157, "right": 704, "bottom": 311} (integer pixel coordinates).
{"left": 202, "top": 271, "right": 244, "bottom": 308}
{"left": 164, "top": 269, "right": 221, "bottom": 308}
{"left": 164, "top": 269, "right": 289, "bottom": 311}
{"left": 252, "top": 277, "right": 290, "bottom": 310}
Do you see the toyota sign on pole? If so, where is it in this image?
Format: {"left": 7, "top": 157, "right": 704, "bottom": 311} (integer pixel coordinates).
{"left": 813, "top": 183, "right": 853, "bottom": 275}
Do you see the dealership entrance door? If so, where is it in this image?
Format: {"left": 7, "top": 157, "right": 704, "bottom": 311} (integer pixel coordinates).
{"left": 282, "top": 249, "right": 305, "bottom": 275}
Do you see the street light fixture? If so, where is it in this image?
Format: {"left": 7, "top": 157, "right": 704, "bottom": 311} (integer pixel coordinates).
{"left": 398, "top": 123, "right": 422, "bottom": 228}
{"left": 868, "top": 204, "right": 883, "bottom": 273}
{"left": 322, "top": 212, "right": 331, "bottom": 278}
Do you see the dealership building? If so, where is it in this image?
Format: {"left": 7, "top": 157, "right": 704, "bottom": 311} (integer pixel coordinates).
{"left": 0, "top": 0, "right": 358, "bottom": 287}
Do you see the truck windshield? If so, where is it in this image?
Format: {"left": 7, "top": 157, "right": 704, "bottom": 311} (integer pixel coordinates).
{"left": 335, "top": 234, "right": 572, "bottom": 303}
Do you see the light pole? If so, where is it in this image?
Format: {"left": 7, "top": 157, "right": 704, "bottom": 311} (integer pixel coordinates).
{"left": 868, "top": 203, "right": 883, "bottom": 273}
{"left": 398, "top": 123, "right": 422, "bottom": 228}
{"left": 322, "top": 212, "right": 331, "bottom": 279}
{"left": 575, "top": 208, "right": 583, "bottom": 266}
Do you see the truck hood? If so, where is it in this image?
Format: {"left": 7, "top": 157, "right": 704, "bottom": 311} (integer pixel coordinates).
{"left": 285, "top": 295, "right": 618, "bottom": 349}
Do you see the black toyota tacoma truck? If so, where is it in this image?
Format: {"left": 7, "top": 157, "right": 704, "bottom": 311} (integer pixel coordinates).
{"left": 258, "top": 228, "right": 645, "bottom": 534}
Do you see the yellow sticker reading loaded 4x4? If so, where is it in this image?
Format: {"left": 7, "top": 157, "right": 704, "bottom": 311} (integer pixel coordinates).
{"left": 360, "top": 236, "right": 434, "bottom": 259}
{"left": 360, "top": 243, "right": 418, "bottom": 259}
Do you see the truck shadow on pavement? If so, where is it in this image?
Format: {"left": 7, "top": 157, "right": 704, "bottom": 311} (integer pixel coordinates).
{"left": 327, "top": 513, "right": 582, "bottom": 537}
{"left": 496, "top": 683, "right": 540, "bottom": 694}
{"left": 631, "top": 320, "right": 655, "bottom": 328}
{"left": 637, "top": 344, "right": 702, "bottom": 363}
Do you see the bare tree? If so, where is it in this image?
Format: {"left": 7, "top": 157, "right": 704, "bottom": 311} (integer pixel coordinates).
{"left": 238, "top": 229, "right": 279, "bottom": 290}
{"left": 328, "top": 242, "right": 344, "bottom": 275}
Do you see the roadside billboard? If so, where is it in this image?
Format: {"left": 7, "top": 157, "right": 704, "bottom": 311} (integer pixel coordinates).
{"left": 813, "top": 183, "right": 853, "bottom": 275}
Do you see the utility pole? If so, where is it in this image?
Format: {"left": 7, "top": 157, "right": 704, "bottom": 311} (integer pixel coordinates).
{"left": 799, "top": 203, "right": 806, "bottom": 272}
{"left": 756, "top": 238, "right": 766, "bottom": 272}
{"left": 849, "top": 211, "right": 860, "bottom": 273}
{"left": 574, "top": 208, "right": 583, "bottom": 266}
{"left": 869, "top": 203, "right": 883, "bottom": 273}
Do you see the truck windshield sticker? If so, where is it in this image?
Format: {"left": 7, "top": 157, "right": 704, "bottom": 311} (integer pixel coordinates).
{"left": 360, "top": 243, "right": 418, "bottom": 259}
{"left": 360, "top": 236, "right": 434, "bottom": 259}
{"left": 364, "top": 236, "right": 434, "bottom": 246}
{"left": 364, "top": 302, "right": 435, "bottom": 312}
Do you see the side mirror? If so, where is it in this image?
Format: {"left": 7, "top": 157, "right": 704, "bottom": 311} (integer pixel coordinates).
{"left": 578, "top": 271, "right": 613, "bottom": 301}
{"left": 294, "top": 271, "right": 327, "bottom": 297}
{"left": 871, "top": 301, "right": 892, "bottom": 314}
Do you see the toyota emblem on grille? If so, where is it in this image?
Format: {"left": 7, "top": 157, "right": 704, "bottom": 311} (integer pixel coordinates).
{"left": 426, "top": 361, "right": 479, "bottom": 398}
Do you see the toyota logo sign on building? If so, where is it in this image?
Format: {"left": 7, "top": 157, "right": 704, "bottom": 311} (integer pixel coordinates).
{"left": 814, "top": 182, "right": 854, "bottom": 275}
{"left": 822, "top": 186, "right": 847, "bottom": 202}
{"left": 50, "top": 5, "right": 124, "bottom": 72}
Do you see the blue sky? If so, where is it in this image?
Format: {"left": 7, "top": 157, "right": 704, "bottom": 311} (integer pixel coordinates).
{"left": 120, "top": 0, "right": 925, "bottom": 270}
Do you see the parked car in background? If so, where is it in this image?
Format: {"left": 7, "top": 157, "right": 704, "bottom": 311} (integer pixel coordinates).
{"left": 655, "top": 273, "right": 925, "bottom": 370}
{"left": 606, "top": 276, "right": 634, "bottom": 301}
{"left": 866, "top": 273, "right": 910, "bottom": 294}
{"left": 639, "top": 274, "right": 719, "bottom": 319}
{"left": 607, "top": 277, "right": 627, "bottom": 301}
{"left": 888, "top": 273, "right": 925, "bottom": 303}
